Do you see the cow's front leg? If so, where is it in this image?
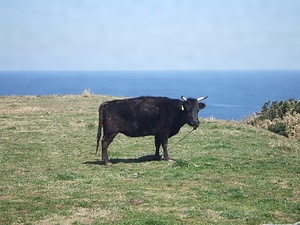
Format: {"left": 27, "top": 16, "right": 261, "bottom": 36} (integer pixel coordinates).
{"left": 162, "top": 138, "right": 170, "bottom": 161}
{"left": 154, "top": 135, "right": 161, "bottom": 160}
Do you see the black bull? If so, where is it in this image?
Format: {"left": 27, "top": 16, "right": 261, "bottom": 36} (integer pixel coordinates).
{"left": 96, "top": 96, "right": 207, "bottom": 164}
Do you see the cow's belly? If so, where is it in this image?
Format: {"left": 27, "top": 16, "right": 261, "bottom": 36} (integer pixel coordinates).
{"left": 121, "top": 130, "right": 155, "bottom": 137}
{"left": 120, "top": 120, "right": 157, "bottom": 137}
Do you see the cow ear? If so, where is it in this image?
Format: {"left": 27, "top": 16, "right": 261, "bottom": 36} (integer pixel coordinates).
{"left": 199, "top": 103, "right": 206, "bottom": 110}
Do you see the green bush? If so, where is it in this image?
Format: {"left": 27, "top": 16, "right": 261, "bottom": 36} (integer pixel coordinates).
{"left": 246, "top": 99, "right": 300, "bottom": 140}
{"left": 257, "top": 99, "right": 300, "bottom": 121}
{"left": 268, "top": 122, "right": 288, "bottom": 137}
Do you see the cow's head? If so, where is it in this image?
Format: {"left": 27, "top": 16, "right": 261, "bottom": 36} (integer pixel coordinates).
{"left": 181, "top": 96, "right": 207, "bottom": 129}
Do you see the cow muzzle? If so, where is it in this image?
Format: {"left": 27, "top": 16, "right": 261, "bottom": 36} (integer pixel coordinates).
{"left": 190, "top": 121, "right": 200, "bottom": 130}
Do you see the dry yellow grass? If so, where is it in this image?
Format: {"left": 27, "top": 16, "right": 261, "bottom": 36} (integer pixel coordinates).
{"left": 82, "top": 89, "right": 92, "bottom": 97}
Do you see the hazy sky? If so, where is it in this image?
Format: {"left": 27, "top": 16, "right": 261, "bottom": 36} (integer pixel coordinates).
{"left": 1, "top": 0, "right": 300, "bottom": 70}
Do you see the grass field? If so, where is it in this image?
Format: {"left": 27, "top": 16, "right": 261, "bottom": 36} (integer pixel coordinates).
{"left": 0, "top": 95, "right": 299, "bottom": 225}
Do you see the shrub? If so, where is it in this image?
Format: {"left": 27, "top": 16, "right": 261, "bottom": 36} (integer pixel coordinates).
{"left": 268, "top": 122, "right": 288, "bottom": 137}
{"left": 246, "top": 99, "right": 300, "bottom": 140}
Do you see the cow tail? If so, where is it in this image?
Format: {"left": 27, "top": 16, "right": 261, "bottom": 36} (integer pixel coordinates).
{"left": 96, "top": 104, "right": 104, "bottom": 155}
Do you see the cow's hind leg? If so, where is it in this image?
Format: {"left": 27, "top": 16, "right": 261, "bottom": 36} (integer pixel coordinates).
{"left": 154, "top": 135, "right": 161, "bottom": 160}
{"left": 101, "top": 133, "right": 117, "bottom": 165}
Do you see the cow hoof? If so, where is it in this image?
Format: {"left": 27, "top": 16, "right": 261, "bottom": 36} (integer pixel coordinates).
{"left": 165, "top": 158, "right": 174, "bottom": 162}
{"left": 103, "top": 160, "right": 111, "bottom": 165}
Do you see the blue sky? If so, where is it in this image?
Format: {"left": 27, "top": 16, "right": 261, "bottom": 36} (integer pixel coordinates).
{"left": 1, "top": 0, "right": 300, "bottom": 70}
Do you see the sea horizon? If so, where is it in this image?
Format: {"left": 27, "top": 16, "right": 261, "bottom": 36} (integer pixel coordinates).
{"left": 1, "top": 70, "right": 299, "bottom": 121}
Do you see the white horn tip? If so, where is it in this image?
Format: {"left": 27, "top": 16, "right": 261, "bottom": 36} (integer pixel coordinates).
{"left": 181, "top": 96, "right": 188, "bottom": 102}
{"left": 197, "top": 96, "right": 208, "bottom": 101}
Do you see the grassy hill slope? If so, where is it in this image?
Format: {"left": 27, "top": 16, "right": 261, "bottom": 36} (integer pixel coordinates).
{"left": 0, "top": 95, "right": 299, "bottom": 224}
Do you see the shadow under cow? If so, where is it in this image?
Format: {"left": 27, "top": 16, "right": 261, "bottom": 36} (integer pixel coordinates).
{"left": 83, "top": 154, "right": 162, "bottom": 165}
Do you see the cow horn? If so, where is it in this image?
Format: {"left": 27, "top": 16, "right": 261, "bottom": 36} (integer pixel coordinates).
{"left": 197, "top": 96, "right": 208, "bottom": 102}
{"left": 181, "top": 96, "right": 187, "bottom": 102}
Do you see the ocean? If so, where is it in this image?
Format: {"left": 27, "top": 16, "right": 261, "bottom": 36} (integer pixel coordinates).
{"left": 0, "top": 70, "right": 299, "bottom": 120}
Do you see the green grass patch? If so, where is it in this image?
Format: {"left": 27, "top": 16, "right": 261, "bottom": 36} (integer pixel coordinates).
{"left": 0, "top": 95, "right": 299, "bottom": 224}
